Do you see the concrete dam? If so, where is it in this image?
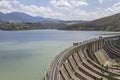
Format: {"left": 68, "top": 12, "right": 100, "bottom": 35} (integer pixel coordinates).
{"left": 44, "top": 36, "right": 120, "bottom": 80}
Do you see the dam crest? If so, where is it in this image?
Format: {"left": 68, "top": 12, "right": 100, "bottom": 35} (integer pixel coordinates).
{"left": 44, "top": 36, "right": 120, "bottom": 80}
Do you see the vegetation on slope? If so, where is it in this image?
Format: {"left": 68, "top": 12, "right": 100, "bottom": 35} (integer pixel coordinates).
{"left": 0, "top": 20, "right": 85, "bottom": 30}
{"left": 0, "top": 13, "right": 120, "bottom": 31}
{"left": 0, "top": 21, "right": 45, "bottom": 30}
{"left": 59, "top": 13, "right": 120, "bottom": 31}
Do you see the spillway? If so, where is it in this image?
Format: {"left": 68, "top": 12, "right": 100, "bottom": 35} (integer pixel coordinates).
{"left": 44, "top": 36, "right": 120, "bottom": 80}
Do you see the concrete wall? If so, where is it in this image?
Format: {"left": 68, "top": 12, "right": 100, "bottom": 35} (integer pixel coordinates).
{"left": 44, "top": 35, "right": 120, "bottom": 80}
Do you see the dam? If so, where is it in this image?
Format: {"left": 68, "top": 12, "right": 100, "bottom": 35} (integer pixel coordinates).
{"left": 44, "top": 36, "right": 120, "bottom": 80}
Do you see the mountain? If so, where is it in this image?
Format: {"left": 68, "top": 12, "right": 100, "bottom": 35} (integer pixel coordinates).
{"left": 59, "top": 13, "right": 120, "bottom": 31}
{"left": 0, "top": 12, "right": 58, "bottom": 22}
{"left": 0, "top": 12, "right": 87, "bottom": 30}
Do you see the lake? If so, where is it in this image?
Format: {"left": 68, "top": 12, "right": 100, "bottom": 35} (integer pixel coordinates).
{"left": 0, "top": 30, "right": 114, "bottom": 80}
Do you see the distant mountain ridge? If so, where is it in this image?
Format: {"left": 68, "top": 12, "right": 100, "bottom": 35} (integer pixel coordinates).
{"left": 0, "top": 12, "right": 59, "bottom": 22}
{"left": 1, "top": 12, "right": 120, "bottom": 31}
{"left": 0, "top": 12, "right": 87, "bottom": 30}
{"left": 59, "top": 13, "right": 120, "bottom": 31}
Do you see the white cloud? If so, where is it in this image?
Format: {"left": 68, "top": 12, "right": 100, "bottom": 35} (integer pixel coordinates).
{"left": 65, "top": 9, "right": 105, "bottom": 20}
{"left": 106, "top": 2, "right": 120, "bottom": 13}
{"left": 0, "top": 0, "right": 21, "bottom": 13}
{"left": 19, "top": 4, "right": 63, "bottom": 18}
{"left": 0, "top": 0, "right": 14, "bottom": 13}
{"left": 98, "top": 0, "right": 108, "bottom": 3}
{"left": 70, "top": 0, "right": 88, "bottom": 7}
{"left": 50, "top": 0, "right": 88, "bottom": 10}
{"left": 0, "top": 0, "right": 63, "bottom": 19}
{"left": 50, "top": 0, "right": 72, "bottom": 9}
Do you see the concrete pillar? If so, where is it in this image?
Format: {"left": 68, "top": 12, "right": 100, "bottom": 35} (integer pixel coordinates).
{"left": 95, "top": 41, "right": 97, "bottom": 52}
{"left": 98, "top": 39, "right": 101, "bottom": 50}
{"left": 93, "top": 42, "right": 95, "bottom": 52}
{"left": 96, "top": 40, "right": 99, "bottom": 51}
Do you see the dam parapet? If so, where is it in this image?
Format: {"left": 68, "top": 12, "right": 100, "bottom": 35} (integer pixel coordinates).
{"left": 44, "top": 35, "right": 120, "bottom": 80}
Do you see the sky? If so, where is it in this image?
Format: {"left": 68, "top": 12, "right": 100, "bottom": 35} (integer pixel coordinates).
{"left": 0, "top": 0, "right": 120, "bottom": 20}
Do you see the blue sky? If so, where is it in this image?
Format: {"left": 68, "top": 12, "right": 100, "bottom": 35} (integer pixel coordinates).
{"left": 0, "top": 0, "right": 120, "bottom": 20}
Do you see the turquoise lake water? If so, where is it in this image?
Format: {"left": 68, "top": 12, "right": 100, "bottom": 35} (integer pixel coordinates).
{"left": 0, "top": 30, "right": 114, "bottom": 80}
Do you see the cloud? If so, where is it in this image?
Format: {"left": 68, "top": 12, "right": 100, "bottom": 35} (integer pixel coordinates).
{"left": 65, "top": 9, "right": 106, "bottom": 20}
{"left": 0, "top": 0, "right": 22, "bottom": 13}
{"left": 50, "top": 0, "right": 88, "bottom": 9}
{"left": 105, "top": 1, "right": 120, "bottom": 13}
{"left": 70, "top": 0, "right": 88, "bottom": 7}
{"left": 0, "top": 0, "right": 63, "bottom": 19}
{"left": 0, "top": 0, "right": 15, "bottom": 13}
{"left": 98, "top": 0, "right": 108, "bottom": 3}
{"left": 19, "top": 4, "right": 63, "bottom": 18}
{"left": 50, "top": 0, "right": 72, "bottom": 9}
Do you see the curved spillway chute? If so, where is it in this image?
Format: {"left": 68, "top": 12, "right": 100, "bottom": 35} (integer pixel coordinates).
{"left": 44, "top": 35, "right": 120, "bottom": 80}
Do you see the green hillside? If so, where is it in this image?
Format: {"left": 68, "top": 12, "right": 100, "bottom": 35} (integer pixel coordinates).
{"left": 59, "top": 13, "right": 120, "bottom": 31}
{"left": 0, "top": 21, "right": 45, "bottom": 30}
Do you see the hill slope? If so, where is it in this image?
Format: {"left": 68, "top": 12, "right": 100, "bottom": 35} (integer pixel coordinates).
{"left": 59, "top": 13, "right": 120, "bottom": 31}
{"left": 0, "top": 19, "right": 46, "bottom": 30}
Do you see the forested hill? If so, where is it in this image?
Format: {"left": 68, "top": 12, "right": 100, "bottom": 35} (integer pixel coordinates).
{"left": 0, "top": 13, "right": 120, "bottom": 31}
{"left": 59, "top": 13, "right": 120, "bottom": 31}
{"left": 0, "top": 20, "right": 86, "bottom": 30}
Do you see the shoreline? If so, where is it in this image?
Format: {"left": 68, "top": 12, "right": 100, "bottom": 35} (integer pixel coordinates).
{"left": 0, "top": 29, "right": 120, "bottom": 35}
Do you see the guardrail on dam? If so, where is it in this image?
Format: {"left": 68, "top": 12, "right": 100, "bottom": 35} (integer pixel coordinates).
{"left": 44, "top": 35, "right": 120, "bottom": 80}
